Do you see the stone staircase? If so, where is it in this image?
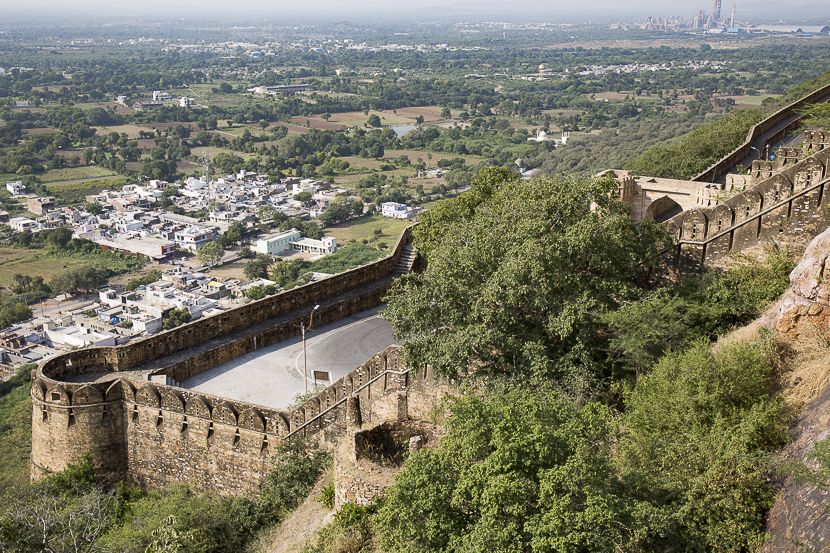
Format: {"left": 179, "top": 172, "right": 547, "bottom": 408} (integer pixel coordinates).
{"left": 393, "top": 244, "right": 417, "bottom": 276}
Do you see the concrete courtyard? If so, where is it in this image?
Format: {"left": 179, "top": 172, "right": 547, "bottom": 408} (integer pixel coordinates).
{"left": 181, "top": 305, "right": 399, "bottom": 410}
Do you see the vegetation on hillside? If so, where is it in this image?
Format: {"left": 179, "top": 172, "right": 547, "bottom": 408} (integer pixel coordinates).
{"left": 624, "top": 108, "right": 764, "bottom": 179}
{"left": 0, "top": 437, "right": 329, "bottom": 552}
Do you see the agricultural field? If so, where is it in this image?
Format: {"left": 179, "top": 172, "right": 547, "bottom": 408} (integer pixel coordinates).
{"left": 320, "top": 214, "right": 412, "bottom": 245}
{"left": 39, "top": 166, "right": 118, "bottom": 183}
{"left": 0, "top": 248, "right": 89, "bottom": 285}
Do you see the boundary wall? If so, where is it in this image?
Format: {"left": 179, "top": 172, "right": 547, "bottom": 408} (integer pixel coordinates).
{"left": 30, "top": 226, "right": 446, "bottom": 494}
{"left": 692, "top": 80, "right": 830, "bottom": 183}
{"left": 31, "top": 342, "right": 444, "bottom": 494}
{"left": 41, "top": 225, "right": 414, "bottom": 379}
{"left": 664, "top": 146, "right": 830, "bottom": 271}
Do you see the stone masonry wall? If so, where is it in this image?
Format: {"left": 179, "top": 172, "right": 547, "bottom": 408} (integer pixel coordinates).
{"left": 31, "top": 341, "right": 446, "bottom": 495}
{"left": 664, "top": 147, "right": 830, "bottom": 271}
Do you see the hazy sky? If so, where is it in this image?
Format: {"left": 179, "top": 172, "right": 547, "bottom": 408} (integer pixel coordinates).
{"left": 1, "top": 0, "right": 826, "bottom": 21}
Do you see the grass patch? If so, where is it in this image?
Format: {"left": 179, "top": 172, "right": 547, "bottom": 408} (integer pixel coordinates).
{"left": 45, "top": 178, "right": 128, "bottom": 205}
{"left": 0, "top": 247, "right": 144, "bottom": 286}
{"left": 0, "top": 368, "right": 33, "bottom": 495}
{"left": 310, "top": 243, "right": 387, "bottom": 273}
{"left": 322, "top": 215, "right": 411, "bottom": 245}
{"left": 40, "top": 166, "right": 118, "bottom": 183}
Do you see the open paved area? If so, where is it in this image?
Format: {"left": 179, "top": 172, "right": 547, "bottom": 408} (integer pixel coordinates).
{"left": 181, "top": 305, "right": 399, "bottom": 410}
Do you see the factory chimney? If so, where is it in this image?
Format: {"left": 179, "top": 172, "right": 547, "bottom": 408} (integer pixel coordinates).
{"left": 730, "top": 3, "right": 736, "bottom": 28}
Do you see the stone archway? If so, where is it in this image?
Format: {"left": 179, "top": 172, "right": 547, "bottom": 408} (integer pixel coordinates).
{"left": 644, "top": 196, "right": 683, "bottom": 223}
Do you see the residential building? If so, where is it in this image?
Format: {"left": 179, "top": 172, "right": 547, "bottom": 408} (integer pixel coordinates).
{"left": 27, "top": 196, "right": 56, "bottom": 215}
{"left": 174, "top": 227, "right": 212, "bottom": 250}
{"left": 9, "top": 217, "right": 37, "bottom": 232}
{"left": 291, "top": 236, "right": 337, "bottom": 255}
{"left": 5, "top": 181, "right": 25, "bottom": 195}
{"left": 95, "top": 235, "right": 177, "bottom": 259}
{"left": 255, "top": 229, "right": 302, "bottom": 255}
{"left": 381, "top": 202, "right": 416, "bottom": 219}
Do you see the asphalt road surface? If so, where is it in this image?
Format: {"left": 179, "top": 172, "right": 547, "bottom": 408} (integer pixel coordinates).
{"left": 181, "top": 305, "right": 399, "bottom": 410}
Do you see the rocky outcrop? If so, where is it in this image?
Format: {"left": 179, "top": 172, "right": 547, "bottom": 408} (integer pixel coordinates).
{"left": 762, "top": 383, "right": 830, "bottom": 552}
{"left": 762, "top": 226, "right": 830, "bottom": 551}
{"left": 770, "top": 228, "right": 830, "bottom": 335}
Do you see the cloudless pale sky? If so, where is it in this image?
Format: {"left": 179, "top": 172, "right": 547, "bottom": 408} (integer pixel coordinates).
{"left": 1, "top": 0, "right": 825, "bottom": 21}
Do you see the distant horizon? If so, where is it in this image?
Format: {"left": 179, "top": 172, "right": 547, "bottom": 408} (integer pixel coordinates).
{"left": 1, "top": 0, "right": 829, "bottom": 24}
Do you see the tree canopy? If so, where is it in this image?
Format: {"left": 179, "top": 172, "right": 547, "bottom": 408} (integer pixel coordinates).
{"left": 196, "top": 241, "right": 224, "bottom": 267}
{"left": 383, "top": 167, "right": 671, "bottom": 383}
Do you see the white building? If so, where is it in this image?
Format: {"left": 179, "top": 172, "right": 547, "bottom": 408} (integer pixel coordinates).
{"left": 174, "top": 227, "right": 213, "bottom": 250}
{"left": 255, "top": 229, "right": 302, "bottom": 255}
{"left": 152, "top": 90, "right": 173, "bottom": 102}
{"left": 381, "top": 202, "right": 416, "bottom": 219}
{"left": 9, "top": 217, "right": 37, "bottom": 232}
{"left": 5, "top": 181, "right": 25, "bottom": 195}
{"left": 292, "top": 236, "right": 337, "bottom": 255}
{"left": 43, "top": 322, "right": 117, "bottom": 348}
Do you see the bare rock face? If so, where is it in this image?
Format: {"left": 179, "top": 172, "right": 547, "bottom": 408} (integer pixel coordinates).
{"left": 762, "top": 226, "right": 830, "bottom": 551}
{"left": 771, "top": 228, "right": 830, "bottom": 335}
{"left": 762, "top": 384, "right": 830, "bottom": 552}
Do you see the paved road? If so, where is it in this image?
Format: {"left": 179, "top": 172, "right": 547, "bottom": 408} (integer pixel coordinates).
{"left": 181, "top": 305, "right": 399, "bottom": 410}
{"left": 722, "top": 90, "right": 830, "bottom": 181}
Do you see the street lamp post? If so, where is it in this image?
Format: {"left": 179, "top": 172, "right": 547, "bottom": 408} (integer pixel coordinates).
{"left": 302, "top": 305, "right": 320, "bottom": 394}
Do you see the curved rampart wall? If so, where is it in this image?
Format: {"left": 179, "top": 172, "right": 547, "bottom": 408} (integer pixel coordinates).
{"left": 31, "top": 322, "right": 444, "bottom": 493}
{"left": 31, "top": 344, "right": 443, "bottom": 494}
{"left": 664, "top": 147, "right": 830, "bottom": 271}
{"left": 31, "top": 226, "right": 426, "bottom": 488}
{"left": 71, "top": 225, "right": 414, "bottom": 375}
{"left": 692, "top": 80, "right": 830, "bottom": 183}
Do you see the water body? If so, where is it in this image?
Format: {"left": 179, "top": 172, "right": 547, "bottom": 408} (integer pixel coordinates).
{"left": 390, "top": 124, "right": 417, "bottom": 137}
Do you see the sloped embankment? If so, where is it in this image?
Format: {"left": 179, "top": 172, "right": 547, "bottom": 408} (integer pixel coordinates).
{"left": 761, "top": 228, "right": 830, "bottom": 552}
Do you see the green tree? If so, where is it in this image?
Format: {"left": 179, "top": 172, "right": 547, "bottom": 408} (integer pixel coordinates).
{"left": 383, "top": 169, "right": 670, "bottom": 382}
{"left": 293, "top": 192, "right": 312, "bottom": 202}
{"left": 83, "top": 202, "right": 103, "bottom": 215}
{"left": 796, "top": 101, "right": 830, "bottom": 132}
{"left": 163, "top": 309, "right": 191, "bottom": 330}
{"left": 196, "top": 241, "right": 224, "bottom": 267}
{"left": 374, "top": 386, "right": 664, "bottom": 553}
{"left": 620, "top": 337, "right": 786, "bottom": 552}
{"left": 243, "top": 255, "right": 271, "bottom": 281}
{"left": 245, "top": 286, "right": 264, "bottom": 300}
{"left": 367, "top": 114, "right": 382, "bottom": 127}
{"left": 47, "top": 227, "right": 73, "bottom": 249}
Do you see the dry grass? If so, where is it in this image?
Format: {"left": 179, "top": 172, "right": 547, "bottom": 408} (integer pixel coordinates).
{"left": 260, "top": 469, "right": 335, "bottom": 553}
{"left": 775, "top": 321, "right": 830, "bottom": 410}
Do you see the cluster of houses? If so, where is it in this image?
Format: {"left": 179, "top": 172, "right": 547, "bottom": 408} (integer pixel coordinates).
{"left": 0, "top": 169, "right": 422, "bottom": 370}
{"left": 4, "top": 173, "right": 368, "bottom": 261}
{"left": 0, "top": 266, "right": 281, "bottom": 370}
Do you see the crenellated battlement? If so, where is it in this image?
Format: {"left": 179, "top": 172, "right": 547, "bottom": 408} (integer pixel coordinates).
{"left": 32, "top": 336, "right": 444, "bottom": 494}
{"left": 29, "top": 225, "right": 445, "bottom": 494}
{"left": 663, "top": 147, "right": 830, "bottom": 271}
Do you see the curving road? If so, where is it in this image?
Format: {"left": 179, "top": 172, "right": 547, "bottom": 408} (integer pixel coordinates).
{"left": 181, "top": 305, "right": 399, "bottom": 410}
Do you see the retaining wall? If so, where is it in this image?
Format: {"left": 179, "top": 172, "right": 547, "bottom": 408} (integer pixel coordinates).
{"left": 692, "top": 80, "right": 830, "bottom": 183}
{"left": 665, "top": 147, "right": 830, "bottom": 271}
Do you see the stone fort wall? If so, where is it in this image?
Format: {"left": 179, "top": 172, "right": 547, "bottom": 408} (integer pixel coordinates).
{"left": 32, "top": 342, "right": 444, "bottom": 495}
{"left": 30, "top": 225, "right": 447, "bottom": 494}
{"left": 664, "top": 145, "right": 830, "bottom": 271}
{"left": 691, "top": 79, "right": 830, "bottom": 183}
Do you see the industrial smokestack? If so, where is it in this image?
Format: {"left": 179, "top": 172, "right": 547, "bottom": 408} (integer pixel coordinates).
{"left": 730, "top": 3, "right": 736, "bottom": 28}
